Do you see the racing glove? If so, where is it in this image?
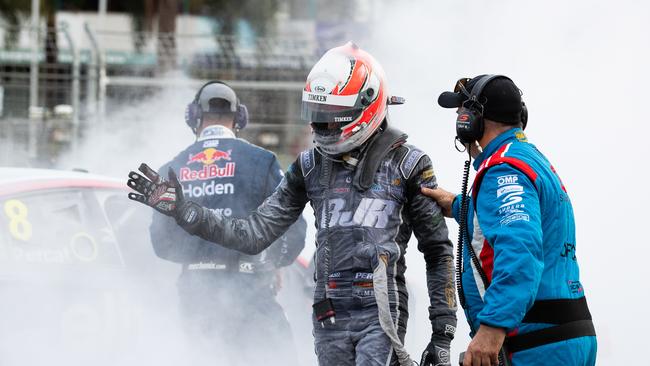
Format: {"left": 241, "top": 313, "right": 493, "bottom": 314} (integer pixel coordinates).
{"left": 127, "top": 163, "right": 204, "bottom": 232}
{"left": 420, "top": 335, "right": 452, "bottom": 366}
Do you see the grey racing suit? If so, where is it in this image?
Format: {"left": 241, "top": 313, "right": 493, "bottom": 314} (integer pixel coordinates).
{"left": 180, "top": 127, "right": 457, "bottom": 366}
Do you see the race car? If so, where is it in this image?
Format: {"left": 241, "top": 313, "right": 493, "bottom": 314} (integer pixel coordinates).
{"left": 0, "top": 167, "right": 314, "bottom": 365}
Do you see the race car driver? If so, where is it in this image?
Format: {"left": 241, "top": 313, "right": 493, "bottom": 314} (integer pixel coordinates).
{"left": 127, "top": 43, "right": 457, "bottom": 366}
{"left": 147, "top": 81, "right": 307, "bottom": 365}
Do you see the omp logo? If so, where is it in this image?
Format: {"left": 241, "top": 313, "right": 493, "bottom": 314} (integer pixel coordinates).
{"left": 315, "top": 85, "right": 326, "bottom": 93}
{"left": 322, "top": 198, "right": 396, "bottom": 229}
{"left": 497, "top": 175, "right": 519, "bottom": 186}
{"left": 497, "top": 175, "right": 524, "bottom": 208}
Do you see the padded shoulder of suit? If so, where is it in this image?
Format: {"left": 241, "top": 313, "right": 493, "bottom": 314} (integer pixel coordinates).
{"left": 472, "top": 141, "right": 540, "bottom": 202}
{"left": 397, "top": 144, "right": 426, "bottom": 179}
{"left": 231, "top": 138, "right": 277, "bottom": 158}
{"left": 299, "top": 148, "right": 316, "bottom": 177}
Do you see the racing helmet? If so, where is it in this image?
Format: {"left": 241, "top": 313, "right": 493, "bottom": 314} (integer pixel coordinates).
{"left": 301, "top": 42, "right": 393, "bottom": 156}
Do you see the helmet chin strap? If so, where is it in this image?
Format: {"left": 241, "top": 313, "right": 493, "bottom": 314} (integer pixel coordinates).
{"left": 342, "top": 154, "right": 359, "bottom": 167}
{"left": 314, "top": 145, "right": 345, "bottom": 163}
{"left": 314, "top": 143, "right": 362, "bottom": 168}
{"left": 314, "top": 121, "right": 384, "bottom": 166}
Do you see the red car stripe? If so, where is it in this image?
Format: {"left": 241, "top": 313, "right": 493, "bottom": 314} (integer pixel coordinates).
{"left": 0, "top": 179, "right": 126, "bottom": 196}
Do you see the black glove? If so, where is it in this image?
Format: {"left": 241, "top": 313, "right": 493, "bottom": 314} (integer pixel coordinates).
{"left": 420, "top": 336, "right": 451, "bottom": 366}
{"left": 127, "top": 163, "right": 203, "bottom": 231}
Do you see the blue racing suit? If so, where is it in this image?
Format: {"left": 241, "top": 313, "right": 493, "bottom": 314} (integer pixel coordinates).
{"left": 452, "top": 128, "right": 597, "bottom": 365}
{"left": 150, "top": 125, "right": 307, "bottom": 366}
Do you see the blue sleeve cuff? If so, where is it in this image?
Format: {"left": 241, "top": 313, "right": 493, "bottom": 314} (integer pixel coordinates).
{"left": 451, "top": 194, "right": 463, "bottom": 223}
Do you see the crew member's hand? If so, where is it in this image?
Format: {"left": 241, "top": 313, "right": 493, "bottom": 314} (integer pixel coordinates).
{"left": 463, "top": 324, "right": 506, "bottom": 366}
{"left": 420, "top": 337, "right": 451, "bottom": 366}
{"left": 421, "top": 187, "right": 456, "bottom": 218}
{"left": 127, "top": 163, "right": 183, "bottom": 216}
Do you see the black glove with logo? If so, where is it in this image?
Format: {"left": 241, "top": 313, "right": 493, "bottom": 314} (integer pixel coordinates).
{"left": 420, "top": 336, "right": 452, "bottom": 366}
{"left": 127, "top": 163, "right": 203, "bottom": 232}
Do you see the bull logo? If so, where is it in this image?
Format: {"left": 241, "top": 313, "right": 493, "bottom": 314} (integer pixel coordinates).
{"left": 187, "top": 148, "right": 232, "bottom": 165}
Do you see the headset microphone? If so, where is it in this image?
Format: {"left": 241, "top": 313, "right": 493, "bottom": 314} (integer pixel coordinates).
{"left": 454, "top": 74, "right": 528, "bottom": 145}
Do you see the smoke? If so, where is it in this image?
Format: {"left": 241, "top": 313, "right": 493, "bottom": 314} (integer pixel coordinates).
{"left": 0, "top": 78, "right": 197, "bottom": 363}
{"left": 366, "top": 0, "right": 649, "bottom": 364}
{"left": 4, "top": 1, "right": 647, "bottom": 364}
{"left": 0, "top": 76, "right": 316, "bottom": 365}
{"left": 58, "top": 80, "right": 196, "bottom": 176}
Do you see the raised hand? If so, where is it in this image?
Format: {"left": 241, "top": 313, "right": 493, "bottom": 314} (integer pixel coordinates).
{"left": 127, "top": 163, "right": 183, "bottom": 216}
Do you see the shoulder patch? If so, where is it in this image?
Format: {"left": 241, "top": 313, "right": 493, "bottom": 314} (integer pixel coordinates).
{"left": 300, "top": 149, "right": 316, "bottom": 177}
{"left": 399, "top": 146, "right": 425, "bottom": 178}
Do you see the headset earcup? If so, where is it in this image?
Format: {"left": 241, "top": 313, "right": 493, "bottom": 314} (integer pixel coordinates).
{"left": 521, "top": 102, "right": 528, "bottom": 130}
{"left": 185, "top": 102, "right": 201, "bottom": 131}
{"left": 235, "top": 104, "right": 249, "bottom": 130}
{"left": 456, "top": 106, "right": 484, "bottom": 144}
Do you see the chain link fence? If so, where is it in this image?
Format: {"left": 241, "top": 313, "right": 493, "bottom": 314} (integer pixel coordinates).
{"left": 1, "top": 24, "right": 318, "bottom": 168}
{"left": 0, "top": 22, "right": 88, "bottom": 167}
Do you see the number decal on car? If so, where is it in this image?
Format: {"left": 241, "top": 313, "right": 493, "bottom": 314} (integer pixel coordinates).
{"left": 4, "top": 200, "right": 32, "bottom": 242}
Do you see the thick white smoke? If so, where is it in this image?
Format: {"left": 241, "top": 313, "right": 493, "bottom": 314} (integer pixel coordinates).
{"left": 8, "top": 79, "right": 317, "bottom": 365}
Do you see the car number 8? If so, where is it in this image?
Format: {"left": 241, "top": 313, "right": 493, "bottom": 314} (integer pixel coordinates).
{"left": 4, "top": 199, "right": 32, "bottom": 242}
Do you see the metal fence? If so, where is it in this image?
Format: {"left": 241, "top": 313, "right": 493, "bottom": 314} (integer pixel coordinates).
{"left": 0, "top": 24, "right": 317, "bottom": 167}
{"left": 0, "top": 22, "right": 87, "bottom": 167}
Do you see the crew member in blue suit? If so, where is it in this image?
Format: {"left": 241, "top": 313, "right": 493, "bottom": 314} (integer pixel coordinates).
{"left": 423, "top": 75, "right": 597, "bottom": 366}
{"left": 148, "top": 81, "right": 306, "bottom": 366}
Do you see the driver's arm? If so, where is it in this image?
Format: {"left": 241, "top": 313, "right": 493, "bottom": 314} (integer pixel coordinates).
{"left": 180, "top": 157, "right": 309, "bottom": 255}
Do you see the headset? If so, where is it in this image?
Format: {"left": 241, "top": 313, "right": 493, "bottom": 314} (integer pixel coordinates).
{"left": 455, "top": 74, "right": 528, "bottom": 144}
{"left": 185, "top": 80, "right": 249, "bottom": 134}
{"left": 454, "top": 75, "right": 525, "bottom": 365}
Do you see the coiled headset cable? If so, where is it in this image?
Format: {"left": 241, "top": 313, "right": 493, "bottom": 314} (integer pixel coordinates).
{"left": 455, "top": 139, "right": 511, "bottom": 366}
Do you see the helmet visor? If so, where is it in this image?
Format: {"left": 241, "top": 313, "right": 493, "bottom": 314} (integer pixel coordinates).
{"left": 301, "top": 102, "right": 363, "bottom": 124}
{"left": 301, "top": 90, "right": 363, "bottom": 123}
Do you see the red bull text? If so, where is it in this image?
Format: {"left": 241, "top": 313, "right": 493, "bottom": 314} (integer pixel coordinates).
{"left": 179, "top": 162, "right": 236, "bottom": 181}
